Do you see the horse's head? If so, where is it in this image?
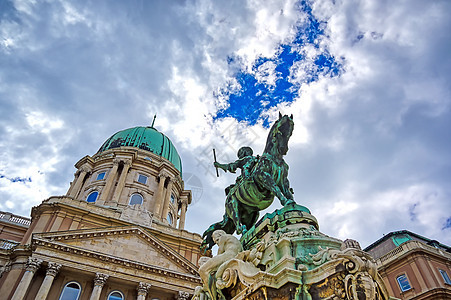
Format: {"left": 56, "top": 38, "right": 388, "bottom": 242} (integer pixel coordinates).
{"left": 264, "top": 113, "right": 294, "bottom": 156}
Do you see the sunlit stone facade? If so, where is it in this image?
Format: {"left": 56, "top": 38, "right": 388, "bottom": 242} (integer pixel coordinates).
{"left": 0, "top": 126, "right": 202, "bottom": 300}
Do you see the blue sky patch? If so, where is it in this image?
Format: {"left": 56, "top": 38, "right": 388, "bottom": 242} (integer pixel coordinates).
{"left": 0, "top": 174, "right": 32, "bottom": 183}
{"left": 215, "top": 0, "right": 342, "bottom": 127}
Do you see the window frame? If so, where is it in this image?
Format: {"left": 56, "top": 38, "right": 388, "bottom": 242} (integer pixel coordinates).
{"left": 170, "top": 193, "right": 175, "bottom": 204}
{"left": 86, "top": 191, "right": 99, "bottom": 203}
{"left": 439, "top": 269, "right": 451, "bottom": 285}
{"left": 137, "top": 174, "right": 148, "bottom": 184}
{"left": 58, "top": 281, "right": 82, "bottom": 300}
{"left": 107, "top": 290, "right": 124, "bottom": 300}
{"left": 96, "top": 172, "right": 106, "bottom": 180}
{"left": 129, "top": 193, "right": 143, "bottom": 205}
{"left": 396, "top": 274, "right": 412, "bottom": 292}
{"left": 167, "top": 212, "right": 173, "bottom": 225}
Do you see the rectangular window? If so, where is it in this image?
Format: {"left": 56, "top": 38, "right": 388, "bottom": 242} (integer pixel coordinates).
{"left": 96, "top": 172, "right": 106, "bottom": 180}
{"left": 396, "top": 274, "right": 412, "bottom": 292}
{"left": 137, "top": 174, "right": 148, "bottom": 184}
{"left": 439, "top": 269, "right": 451, "bottom": 285}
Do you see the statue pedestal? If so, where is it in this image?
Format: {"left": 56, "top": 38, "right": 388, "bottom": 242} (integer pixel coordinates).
{"left": 209, "top": 204, "right": 394, "bottom": 300}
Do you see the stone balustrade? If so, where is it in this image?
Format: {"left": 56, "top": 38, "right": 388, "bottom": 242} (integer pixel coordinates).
{"left": 0, "top": 238, "right": 20, "bottom": 250}
{"left": 0, "top": 211, "right": 31, "bottom": 226}
{"left": 376, "top": 240, "right": 451, "bottom": 267}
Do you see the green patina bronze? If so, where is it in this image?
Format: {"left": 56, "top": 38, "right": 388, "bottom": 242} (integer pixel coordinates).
{"left": 202, "top": 113, "right": 295, "bottom": 252}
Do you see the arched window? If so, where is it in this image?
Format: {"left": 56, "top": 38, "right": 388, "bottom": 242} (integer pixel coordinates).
{"left": 167, "top": 213, "right": 173, "bottom": 225}
{"left": 86, "top": 191, "right": 98, "bottom": 203}
{"left": 170, "top": 194, "right": 175, "bottom": 204}
{"left": 59, "top": 281, "right": 81, "bottom": 300}
{"left": 129, "top": 193, "right": 143, "bottom": 205}
{"left": 108, "top": 291, "right": 124, "bottom": 300}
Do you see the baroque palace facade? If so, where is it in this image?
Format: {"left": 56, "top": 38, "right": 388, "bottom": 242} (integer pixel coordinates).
{"left": 1, "top": 124, "right": 451, "bottom": 300}
{"left": 365, "top": 230, "right": 451, "bottom": 300}
{"left": 0, "top": 126, "right": 203, "bottom": 300}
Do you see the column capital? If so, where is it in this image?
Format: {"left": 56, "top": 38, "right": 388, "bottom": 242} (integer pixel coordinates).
{"left": 177, "top": 291, "right": 190, "bottom": 300}
{"left": 79, "top": 165, "right": 92, "bottom": 173}
{"left": 123, "top": 159, "right": 132, "bottom": 167}
{"left": 93, "top": 273, "right": 109, "bottom": 287}
{"left": 46, "top": 262, "right": 62, "bottom": 277}
{"left": 157, "top": 173, "right": 168, "bottom": 180}
{"left": 26, "top": 257, "right": 42, "bottom": 273}
{"left": 113, "top": 158, "right": 121, "bottom": 165}
{"left": 137, "top": 282, "right": 151, "bottom": 296}
{"left": 180, "top": 198, "right": 189, "bottom": 207}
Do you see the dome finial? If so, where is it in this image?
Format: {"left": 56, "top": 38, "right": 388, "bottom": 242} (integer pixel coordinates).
{"left": 151, "top": 114, "right": 157, "bottom": 128}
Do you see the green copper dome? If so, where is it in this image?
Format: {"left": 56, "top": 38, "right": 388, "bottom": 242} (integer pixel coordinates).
{"left": 98, "top": 126, "right": 182, "bottom": 173}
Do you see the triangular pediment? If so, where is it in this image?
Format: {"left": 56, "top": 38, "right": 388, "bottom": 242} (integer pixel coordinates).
{"left": 33, "top": 226, "right": 198, "bottom": 276}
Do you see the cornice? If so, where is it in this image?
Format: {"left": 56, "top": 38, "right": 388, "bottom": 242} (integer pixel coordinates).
{"left": 376, "top": 240, "right": 451, "bottom": 271}
{"left": 74, "top": 155, "right": 94, "bottom": 169}
{"left": 31, "top": 196, "right": 202, "bottom": 244}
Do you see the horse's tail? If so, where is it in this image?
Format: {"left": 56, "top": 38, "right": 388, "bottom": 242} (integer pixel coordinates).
{"left": 200, "top": 214, "right": 235, "bottom": 254}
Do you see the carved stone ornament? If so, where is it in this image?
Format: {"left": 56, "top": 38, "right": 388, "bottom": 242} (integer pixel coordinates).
{"left": 46, "top": 262, "right": 62, "bottom": 277}
{"left": 137, "top": 282, "right": 151, "bottom": 296}
{"left": 79, "top": 165, "right": 92, "bottom": 173}
{"left": 26, "top": 257, "right": 43, "bottom": 273}
{"left": 93, "top": 273, "right": 109, "bottom": 287}
{"left": 177, "top": 291, "right": 191, "bottom": 300}
{"left": 193, "top": 204, "right": 391, "bottom": 300}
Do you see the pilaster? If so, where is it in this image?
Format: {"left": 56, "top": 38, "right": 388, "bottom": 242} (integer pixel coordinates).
{"left": 11, "top": 257, "right": 42, "bottom": 300}
{"left": 98, "top": 159, "right": 120, "bottom": 204}
{"left": 161, "top": 178, "right": 174, "bottom": 223}
{"left": 113, "top": 159, "right": 132, "bottom": 205}
{"left": 153, "top": 174, "right": 167, "bottom": 217}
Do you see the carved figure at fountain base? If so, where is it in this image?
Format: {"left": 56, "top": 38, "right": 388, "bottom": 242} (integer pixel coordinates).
{"left": 193, "top": 204, "right": 398, "bottom": 300}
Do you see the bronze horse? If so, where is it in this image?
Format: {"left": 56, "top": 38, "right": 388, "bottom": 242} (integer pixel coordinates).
{"left": 202, "top": 113, "right": 295, "bottom": 252}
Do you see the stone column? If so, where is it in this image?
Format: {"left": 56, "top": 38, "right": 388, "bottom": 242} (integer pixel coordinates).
{"left": 68, "top": 166, "right": 90, "bottom": 199}
{"left": 153, "top": 174, "right": 166, "bottom": 217}
{"left": 136, "top": 282, "right": 151, "bottom": 300}
{"left": 98, "top": 159, "right": 120, "bottom": 204}
{"left": 178, "top": 199, "right": 188, "bottom": 230}
{"left": 113, "top": 159, "right": 132, "bottom": 205}
{"left": 35, "top": 262, "right": 62, "bottom": 300}
{"left": 11, "top": 257, "right": 43, "bottom": 300}
{"left": 161, "top": 178, "right": 174, "bottom": 222}
{"left": 89, "top": 273, "right": 109, "bottom": 300}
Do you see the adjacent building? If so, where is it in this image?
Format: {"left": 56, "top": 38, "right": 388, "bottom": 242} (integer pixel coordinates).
{"left": 365, "top": 230, "right": 451, "bottom": 300}
{"left": 0, "top": 126, "right": 203, "bottom": 300}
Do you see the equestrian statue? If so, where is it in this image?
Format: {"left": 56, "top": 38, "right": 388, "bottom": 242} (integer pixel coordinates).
{"left": 202, "top": 113, "right": 295, "bottom": 252}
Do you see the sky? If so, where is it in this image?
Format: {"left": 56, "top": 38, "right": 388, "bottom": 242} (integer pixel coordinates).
{"left": 1, "top": 0, "right": 450, "bottom": 249}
